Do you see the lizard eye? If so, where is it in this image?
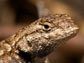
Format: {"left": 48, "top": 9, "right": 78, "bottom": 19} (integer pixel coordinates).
{"left": 43, "top": 24, "right": 51, "bottom": 31}
{"left": 44, "top": 25, "right": 49, "bottom": 29}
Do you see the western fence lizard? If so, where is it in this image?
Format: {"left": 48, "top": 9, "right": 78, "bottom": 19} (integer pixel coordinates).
{"left": 0, "top": 14, "right": 79, "bottom": 63}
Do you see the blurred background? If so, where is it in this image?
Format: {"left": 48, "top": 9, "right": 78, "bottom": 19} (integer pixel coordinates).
{"left": 0, "top": 0, "right": 84, "bottom": 63}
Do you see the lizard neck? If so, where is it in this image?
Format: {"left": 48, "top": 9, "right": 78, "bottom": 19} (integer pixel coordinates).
{"left": 5, "top": 22, "right": 37, "bottom": 47}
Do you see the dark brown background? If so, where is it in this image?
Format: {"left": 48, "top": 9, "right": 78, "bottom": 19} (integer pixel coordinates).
{"left": 0, "top": 0, "right": 84, "bottom": 63}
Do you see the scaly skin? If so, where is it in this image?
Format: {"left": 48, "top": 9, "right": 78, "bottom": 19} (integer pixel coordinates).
{"left": 0, "top": 14, "right": 79, "bottom": 63}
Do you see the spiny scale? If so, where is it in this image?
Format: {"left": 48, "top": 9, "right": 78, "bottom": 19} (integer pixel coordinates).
{"left": 0, "top": 14, "right": 79, "bottom": 63}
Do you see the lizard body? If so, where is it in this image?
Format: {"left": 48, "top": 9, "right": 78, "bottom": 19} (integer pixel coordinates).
{"left": 0, "top": 14, "right": 79, "bottom": 63}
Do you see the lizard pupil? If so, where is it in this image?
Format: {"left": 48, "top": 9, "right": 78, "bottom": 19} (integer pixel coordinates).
{"left": 44, "top": 25, "right": 49, "bottom": 29}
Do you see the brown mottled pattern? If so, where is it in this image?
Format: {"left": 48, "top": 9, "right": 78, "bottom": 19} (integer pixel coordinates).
{"left": 0, "top": 14, "right": 79, "bottom": 63}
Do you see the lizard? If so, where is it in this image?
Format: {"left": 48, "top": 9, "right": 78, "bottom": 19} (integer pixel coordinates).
{"left": 0, "top": 14, "right": 79, "bottom": 63}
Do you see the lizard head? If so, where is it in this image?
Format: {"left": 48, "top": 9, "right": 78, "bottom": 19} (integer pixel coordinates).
{"left": 19, "top": 14, "right": 79, "bottom": 58}
{"left": 38, "top": 14, "right": 79, "bottom": 42}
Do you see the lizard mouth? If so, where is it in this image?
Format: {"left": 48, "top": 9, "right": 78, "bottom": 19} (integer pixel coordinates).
{"left": 55, "top": 24, "right": 79, "bottom": 40}
{"left": 64, "top": 25, "right": 79, "bottom": 39}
